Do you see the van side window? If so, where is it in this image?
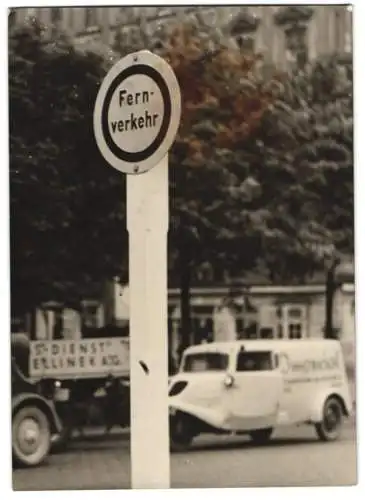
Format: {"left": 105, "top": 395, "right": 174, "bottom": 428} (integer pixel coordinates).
{"left": 236, "top": 351, "right": 273, "bottom": 372}
{"left": 183, "top": 353, "right": 229, "bottom": 373}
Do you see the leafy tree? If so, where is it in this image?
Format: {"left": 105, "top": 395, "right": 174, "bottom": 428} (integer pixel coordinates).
{"left": 114, "top": 9, "right": 353, "bottom": 347}
{"left": 254, "top": 55, "right": 353, "bottom": 337}
{"left": 114, "top": 12, "right": 282, "bottom": 352}
{"left": 9, "top": 20, "right": 128, "bottom": 315}
{"left": 199, "top": 52, "right": 353, "bottom": 339}
{"left": 116, "top": 11, "right": 353, "bottom": 344}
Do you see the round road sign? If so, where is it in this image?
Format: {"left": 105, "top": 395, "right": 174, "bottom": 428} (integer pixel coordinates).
{"left": 93, "top": 50, "right": 181, "bottom": 175}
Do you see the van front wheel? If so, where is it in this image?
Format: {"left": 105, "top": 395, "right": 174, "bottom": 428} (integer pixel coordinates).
{"left": 249, "top": 428, "right": 273, "bottom": 445}
{"left": 315, "top": 397, "right": 343, "bottom": 442}
{"left": 170, "top": 413, "right": 194, "bottom": 451}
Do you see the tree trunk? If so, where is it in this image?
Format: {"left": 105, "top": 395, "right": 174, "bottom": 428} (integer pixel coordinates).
{"left": 179, "top": 250, "right": 191, "bottom": 362}
{"left": 324, "top": 260, "right": 339, "bottom": 339}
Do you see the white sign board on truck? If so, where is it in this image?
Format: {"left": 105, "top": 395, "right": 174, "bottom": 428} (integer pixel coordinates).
{"left": 29, "top": 338, "right": 130, "bottom": 380}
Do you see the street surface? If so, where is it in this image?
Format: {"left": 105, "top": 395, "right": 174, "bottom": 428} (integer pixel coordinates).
{"left": 13, "top": 421, "right": 357, "bottom": 490}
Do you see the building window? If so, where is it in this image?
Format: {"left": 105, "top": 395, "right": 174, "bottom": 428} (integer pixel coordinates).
{"left": 236, "top": 317, "right": 244, "bottom": 335}
{"left": 50, "top": 7, "right": 62, "bottom": 36}
{"left": 285, "top": 306, "right": 306, "bottom": 339}
{"left": 258, "top": 305, "right": 278, "bottom": 338}
{"left": 284, "top": 24, "right": 308, "bottom": 68}
{"left": 236, "top": 34, "right": 255, "bottom": 52}
{"left": 229, "top": 8, "right": 259, "bottom": 53}
{"left": 26, "top": 8, "right": 36, "bottom": 20}
{"left": 85, "top": 7, "right": 98, "bottom": 29}
{"left": 191, "top": 306, "right": 215, "bottom": 344}
{"left": 9, "top": 8, "right": 16, "bottom": 29}
{"left": 120, "top": 6, "right": 140, "bottom": 23}
{"left": 274, "top": 6, "right": 314, "bottom": 68}
{"left": 125, "top": 25, "right": 141, "bottom": 48}
{"left": 260, "top": 327, "right": 274, "bottom": 339}
{"left": 263, "top": 303, "right": 307, "bottom": 340}
{"left": 197, "top": 7, "right": 217, "bottom": 26}
{"left": 344, "top": 31, "right": 352, "bottom": 53}
{"left": 51, "top": 7, "right": 62, "bottom": 24}
{"left": 288, "top": 323, "right": 302, "bottom": 339}
{"left": 156, "top": 7, "right": 173, "bottom": 18}
{"left": 287, "top": 307, "right": 302, "bottom": 319}
{"left": 52, "top": 308, "right": 64, "bottom": 340}
{"left": 246, "top": 321, "right": 258, "bottom": 339}
{"left": 82, "top": 302, "right": 101, "bottom": 329}
{"left": 334, "top": 9, "right": 342, "bottom": 53}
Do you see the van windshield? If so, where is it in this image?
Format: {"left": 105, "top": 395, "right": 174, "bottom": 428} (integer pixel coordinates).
{"left": 182, "top": 352, "right": 229, "bottom": 373}
{"left": 236, "top": 351, "right": 273, "bottom": 372}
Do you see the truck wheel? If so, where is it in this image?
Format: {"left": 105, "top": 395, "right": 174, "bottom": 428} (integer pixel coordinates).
{"left": 12, "top": 406, "right": 51, "bottom": 467}
{"left": 315, "top": 397, "right": 343, "bottom": 441}
{"left": 249, "top": 428, "right": 273, "bottom": 445}
{"left": 170, "top": 414, "right": 193, "bottom": 452}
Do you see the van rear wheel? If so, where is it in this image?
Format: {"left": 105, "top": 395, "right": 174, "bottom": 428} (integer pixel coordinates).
{"left": 315, "top": 397, "right": 343, "bottom": 442}
{"left": 170, "top": 413, "right": 194, "bottom": 452}
{"left": 249, "top": 428, "right": 273, "bottom": 445}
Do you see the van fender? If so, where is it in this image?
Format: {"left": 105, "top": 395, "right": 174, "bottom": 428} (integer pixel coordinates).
{"left": 12, "top": 393, "right": 62, "bottom": 433}
{"left": 169, "top": 400, "right": 230, "bottom": 430}
{"left": 308, "top": 388, "right": 351, "bottom": 423}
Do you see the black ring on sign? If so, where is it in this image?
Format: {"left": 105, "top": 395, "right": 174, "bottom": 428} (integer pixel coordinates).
{"left": 101, "top": 64, "right": 171, "bottom": 163}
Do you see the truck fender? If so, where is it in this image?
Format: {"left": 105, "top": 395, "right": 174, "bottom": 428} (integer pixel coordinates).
{"left": 12, "top": 393, "right": 62, "bottom": 434}
{"left": 309, "top": 389, "right": 350, "bottom": 423}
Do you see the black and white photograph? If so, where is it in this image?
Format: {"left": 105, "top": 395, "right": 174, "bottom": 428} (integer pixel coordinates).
{"left": 4, "top": 1, "right": 359, "bottom": 492}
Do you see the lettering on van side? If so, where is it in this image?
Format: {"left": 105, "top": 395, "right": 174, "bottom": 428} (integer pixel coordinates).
{"left": 279, "top": 352, "right": 341, "bottom": 376}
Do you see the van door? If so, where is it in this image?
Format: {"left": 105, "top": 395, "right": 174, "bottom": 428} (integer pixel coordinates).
{"left": 225, "top": 350, "right": 283, "bottom": 431}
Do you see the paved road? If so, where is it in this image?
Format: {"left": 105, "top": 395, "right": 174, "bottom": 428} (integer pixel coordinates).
{"left": 13, "top": 422, "right": 357, "bottom": 490}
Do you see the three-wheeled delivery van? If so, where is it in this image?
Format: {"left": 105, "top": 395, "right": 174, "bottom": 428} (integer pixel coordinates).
{"left": 168, "top": 339, "right": 353, "bottom": 449}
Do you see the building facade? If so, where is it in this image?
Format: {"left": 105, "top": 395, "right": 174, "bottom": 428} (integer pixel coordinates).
{"left": 16, "top": 277, "right": 355, "bottom": 376}
{"left": 10, "top": 5, "right": 352, "bottom": 68}
{"left": 167, "top": 282, "right": 355, "bottom": 342}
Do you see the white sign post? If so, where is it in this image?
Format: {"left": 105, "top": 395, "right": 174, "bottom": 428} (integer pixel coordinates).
{"left": 94, "top": 51, "right": 181, "bottom": 488}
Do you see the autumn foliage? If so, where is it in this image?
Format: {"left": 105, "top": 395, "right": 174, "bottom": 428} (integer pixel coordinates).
{"left": 158, "top": 22, "right": 280, "bottom": 162}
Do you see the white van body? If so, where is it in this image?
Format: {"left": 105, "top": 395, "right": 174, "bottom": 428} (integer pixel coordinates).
{"left": 168, "top": 339, "right": 353, "bottom": 448}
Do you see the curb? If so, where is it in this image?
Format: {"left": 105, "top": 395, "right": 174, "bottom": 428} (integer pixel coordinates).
{"left": 71, "top": 417, "right": 356, "bottom": 444}
{"left": 71, "top": 426, "right": 131, "bottom": 442}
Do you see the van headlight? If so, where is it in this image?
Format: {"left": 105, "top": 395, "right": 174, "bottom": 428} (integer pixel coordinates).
{"left": 224, "top": 374, "right": 234, "bottom": 388}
